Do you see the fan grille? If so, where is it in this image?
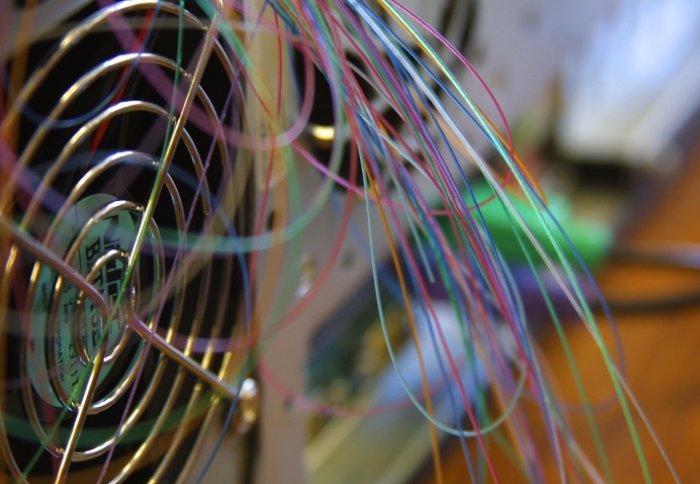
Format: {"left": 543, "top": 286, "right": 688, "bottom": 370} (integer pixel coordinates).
{"left": 0, "top": 1, "right": 253, "bottom": 482}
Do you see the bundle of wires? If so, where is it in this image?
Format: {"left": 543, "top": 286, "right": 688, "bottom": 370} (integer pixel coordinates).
{"left": 0, "top": 0, "right": 680, "bottom": 482}
{"left": 235, "top": 1, "right": 679, "bottom": 482}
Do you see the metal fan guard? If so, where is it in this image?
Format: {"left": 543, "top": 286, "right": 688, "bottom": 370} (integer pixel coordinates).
{"left": 0, "top": 1, "right": 254, "bottom": 482}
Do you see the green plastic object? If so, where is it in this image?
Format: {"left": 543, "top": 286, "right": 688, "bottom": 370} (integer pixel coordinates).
{"left": 438, "top": 183, "right": 613, "bottom": 269}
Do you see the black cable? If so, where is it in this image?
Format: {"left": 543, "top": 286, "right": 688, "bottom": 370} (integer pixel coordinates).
{"left": 598, "top": 243, "right": 700, "bottom": 314}
{"left": 612, "top": 244, "right": 700, "bottom": 271}
{"left": 599, "top": 289, "right": 700, "bottom": 314}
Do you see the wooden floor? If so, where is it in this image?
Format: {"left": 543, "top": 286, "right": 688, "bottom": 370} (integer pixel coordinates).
{"left": 425, "top": 144, "right": 700, "bottom": 483}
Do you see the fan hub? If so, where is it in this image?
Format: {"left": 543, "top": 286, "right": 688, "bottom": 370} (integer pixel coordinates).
{"left": 28, "top": 195, "right": 141, "bottom": 408}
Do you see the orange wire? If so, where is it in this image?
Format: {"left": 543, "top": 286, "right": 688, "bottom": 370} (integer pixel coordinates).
{"left": 363, "top": 160, "right": 445, "bottom": 484}
{"left": 478, "top": 104, "right": 547, "bottom": 204}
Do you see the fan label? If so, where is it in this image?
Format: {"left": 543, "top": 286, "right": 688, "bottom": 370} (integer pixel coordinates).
{"left": 28, "top": 194, "right": 136, "bottom": 407}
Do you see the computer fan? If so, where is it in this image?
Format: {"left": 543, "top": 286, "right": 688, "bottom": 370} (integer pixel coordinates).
{"left": 1, "top": 1, "right": 258, "bottom": 481}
